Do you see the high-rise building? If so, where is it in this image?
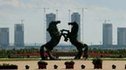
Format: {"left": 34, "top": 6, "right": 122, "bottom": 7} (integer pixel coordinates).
{"left": 14, "top": 24, "right": 24, "bottom": 47}
{"left": 46, "top": 13, "right": 56, "bottom": 42}
{"left": 0, "top": 28, "right": 9, "bottom": 47}
{"left": 103, "top": 23, "right": 112, "bottom": 45}
{"left": 71, "top": 12, "right": 81, "bottom": 41}
{"left": 117, "top": 28, "right": 126, "bottom": 45}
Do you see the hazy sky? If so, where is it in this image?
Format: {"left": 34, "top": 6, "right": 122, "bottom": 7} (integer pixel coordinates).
{"left": 0, "top": 0, "right": 126, "bottom": 45}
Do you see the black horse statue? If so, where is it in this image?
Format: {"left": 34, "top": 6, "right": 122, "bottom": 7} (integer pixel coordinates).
{"left": 61, "top": 22, "right": 88, "bottom": 59}
{"left": 40, "top": 21, "right": 62, "bottom": 60}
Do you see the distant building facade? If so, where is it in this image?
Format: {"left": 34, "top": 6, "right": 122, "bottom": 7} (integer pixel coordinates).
{"left": 103, "top": 23, "right": 112, "bottom": 45}
{"left": 71, "top": 12, "right": 81, "bottom": 41}
{"left": 14, "top": 24, "right": 24, "bottom": 47}
{"left": 117, "top": 28, "right": 126, "bottom": 45}
{"left": 46, "top": 13, "right": 56, "bottom": 42}
{"left": 0, "top": 28, "right": 9, "bottom": 47}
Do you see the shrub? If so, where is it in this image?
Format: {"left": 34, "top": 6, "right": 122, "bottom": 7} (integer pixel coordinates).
{"left": 0, "top": 63, "right": 18, "bottom": 69}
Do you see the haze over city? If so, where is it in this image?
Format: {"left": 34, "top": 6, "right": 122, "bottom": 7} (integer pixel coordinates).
{"left": 0, "top": 0, "right": 126, "bottom": 45}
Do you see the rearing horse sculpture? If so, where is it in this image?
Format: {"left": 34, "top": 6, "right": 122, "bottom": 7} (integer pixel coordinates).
{"left": 40, "top": 21, "right": 61, "bottom": 60}
{"left": 61, "top": 22, "right": 88, "bottom": 59}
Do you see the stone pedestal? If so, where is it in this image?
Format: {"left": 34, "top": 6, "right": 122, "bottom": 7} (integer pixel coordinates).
{"left": 92, "top": 58, "right": 102, "bottom": 69}
{"left": 25, "top": 65, "right": 29, "bottom": 69}
{"left": 0, "top": 65, "right": 18, "bottom": 70}
{"left": 65, "top": 61, "right": 75, "bottom": 69}
{"left": 38, "top": 61, "right": 48, "bottom": 69}
{"left": 54, "top": 65, "right": 58, "bottom": 69}
{"left": 94, "top": 64, "right": 102, "bottom": 69}
{"left": 112, "top": 64, "right": 116, "bottom": 69}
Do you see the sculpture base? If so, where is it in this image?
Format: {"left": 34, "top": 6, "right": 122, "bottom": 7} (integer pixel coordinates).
{"left": 38, "top": 60, "right": 48, "bottom": 69}
{"left": 65, "top": 61, "right": 75, "bottom": 69}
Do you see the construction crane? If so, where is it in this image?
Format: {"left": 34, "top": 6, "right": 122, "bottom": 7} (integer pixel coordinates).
{"left": 56, "top": 9, "right": 58, "bottom": 20}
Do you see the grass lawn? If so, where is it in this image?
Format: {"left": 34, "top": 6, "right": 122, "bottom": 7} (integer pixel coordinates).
{"left": 0, "top": 57, "right": 126, "bottom": 61}
{"left": 0, "top": 58, "right": 40, "bottom": 61}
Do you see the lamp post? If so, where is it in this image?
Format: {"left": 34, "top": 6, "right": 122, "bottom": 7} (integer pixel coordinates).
{"left": 81, "top": 8, "right": 87, "bottom": 42}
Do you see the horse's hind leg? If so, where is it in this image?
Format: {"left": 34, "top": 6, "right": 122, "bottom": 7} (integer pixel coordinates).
{"left": 45, "top": 45, "right": 58, "bottom": 60}
{"left": 47, "top": 51, "right": 57, "bottom": 60}
{"left": 74, "top": 45, "right": 83, "bottom": 59}
{"left": 83, "top": 44, "right": 88, "bottom": 60}
{"left": 40, "top": 45, "right": 47, "bottom": 60}
{"left": 73, "top": 42, "right": 84, "bottom": 59}
{"left": 74, "top": 50, "right": 83, "bottom": 59}
{"left": 47, "top": 36, "right": 61, "bottom": 60}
